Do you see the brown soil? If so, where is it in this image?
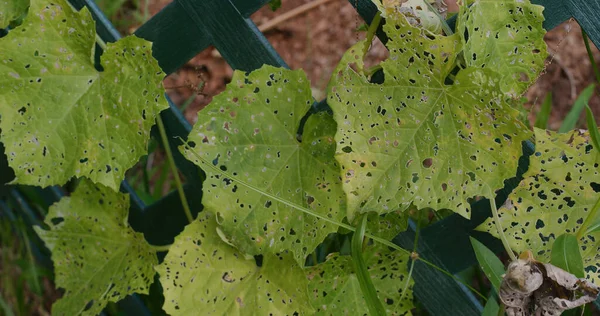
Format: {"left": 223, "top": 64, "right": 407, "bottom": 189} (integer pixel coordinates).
{"left": 146, "top": 1, "right": 600, "bottom": 131}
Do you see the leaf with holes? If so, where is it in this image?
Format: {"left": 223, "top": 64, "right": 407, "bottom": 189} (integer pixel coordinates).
{"left": 0, "top": 0, "right": 28, "bottom": 28}
{"left": 479, "top": 128, "right": 600, "bottom": 284}
{"left": 156, "top": 213, "right": 314, "bottom": 315}
{"left": 0, "top": 0, "right": 168, "bottom": 190}
{"left": 328, "top": 5, "right": 536, "bottom": 220}
{"left": 33, "top": 179, "right": 157, "bottom": 315}
{"left": 181, "top": 66, "right": 345, "bottom": 265}
{"left": 458, "top": 0, "right": 547, "bottom": 97}
{"left": 306, "top": 244, "right": 413, "bottom": 315}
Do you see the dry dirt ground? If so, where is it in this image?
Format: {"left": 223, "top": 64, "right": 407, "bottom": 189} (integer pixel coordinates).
{"left": 135, "top": 0, "right": 600, "bottom": 130}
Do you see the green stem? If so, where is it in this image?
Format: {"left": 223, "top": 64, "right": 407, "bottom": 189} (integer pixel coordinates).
{"left": 352, "top": 214, "right": 386, "bottom": 316}
{"left": 185, "top": 141, "right": 486, "bottom": 301}
{"left": 490, "top": 197, "right": 517, "bottom": 262}
{"left": 95, "top": 33, "right": 107, "bottom": 51}
{"left": 582, "top": 30, "right": 600, "bottom": 86}
{"left": 362, "top": 12, "right": 382, "bottom": 60}
{"left": 424, "top": 1, "right": 453, "bottom": 35}
{"left": 157, "top": 117, "right": 194, "bottom": 223}
{"left": 576, "top": 195, "right": 600, "bottom": 239}
{"left": 150, "top": 244, "right": 172, "bottom": 252}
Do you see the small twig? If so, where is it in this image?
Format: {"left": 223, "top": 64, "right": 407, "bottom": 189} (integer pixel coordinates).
{"left": 258, "top": 0, "right": 338, "bottom": 33}
{"left": 547, "top": 49, "right": 577, "bottom": 100}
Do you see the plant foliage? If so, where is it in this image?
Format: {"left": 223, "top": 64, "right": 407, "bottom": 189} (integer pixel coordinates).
{"left": 6, "top": 0, "right": 597, "bottom": 314}
{"left": 34, "top": 179, "right": 157, "bottom": 315}
{"left": 0, "top": 0, "right": 168, "bottom": 190}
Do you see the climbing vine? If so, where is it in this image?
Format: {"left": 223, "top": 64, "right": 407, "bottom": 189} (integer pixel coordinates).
{"left": 2, "top": 0, "right": 598, "bottom": 314}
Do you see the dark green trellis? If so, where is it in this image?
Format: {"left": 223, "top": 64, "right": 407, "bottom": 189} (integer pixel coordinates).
{"left": 1, "top": 0, "right": 599, "bottom": 315}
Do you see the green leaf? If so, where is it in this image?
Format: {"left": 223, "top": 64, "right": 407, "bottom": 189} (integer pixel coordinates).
{"left": 535, "top": 92, "right": 552, "bottom": 129}
{"left": 351, "top": 214, "right": 386, "bottom": 316}
{"left": 0, "top": 0, "right": 28, "bottom": 29}
{"left": 559, "top": 84, "right": 595, "bottom": 133}
{"left": 0, "top": 0, "right": 168, "bottom": 190}
{"left": 479, "top": 128, "right": 600, "bottom": 284}
{"left": 181, "top": 66, "right": 345, "bottom": 265}
{"left": 551, "top": 233, "right": 585, "bottom": 278}
{"left": 156, "top": 213, "right": 313, "bottom": 315}
{"left": 328, "top": 8, "right": 534, "bottom": 219}
{"left": 469, "top": 237, "right": 505, "bottom": 291}
{"left": 365, "top": 210, "right": 409, "bottom": 241}
{"left": 481, "top": 295, "right": 501, "bottom": 316}
{"left": 585, "top": 105, "right": 600, "bottom": 152}
{"left": 34, "top": 179, "right": 157, "bottom": 315}
{"left": 306, "top": 244, "right": 413, "bottom": 315}
{"left": 458, "top": 0, "right": 547, "bottom": 98}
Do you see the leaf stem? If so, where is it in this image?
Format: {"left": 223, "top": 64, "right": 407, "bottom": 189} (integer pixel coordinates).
{"left": 489, "top": 197, "right": 517, "bottom": 262}
{"left": 362, "top": 12, "right": 382, "bottom": 61}
{"left": 150, "top": 244, "right": 172, "bottom": 252}
{"left": 352, "top": 214, "right": 386, "bottom": 316}
{"left": 184, "top": 141, "right": 486, "bottom": 300}
{"left": 157, "top": 117, "right": 194, "bottom": 224}
{"left": 576, "top": 195, "right": 600, "bottom": 239}
{"left": 424, "top": 1, "right": 453, "bottom": 35}
{"left": 582, "top": 30, "right": 600, "bottom": 86}
{"left": 95, "top": 33, "right": 107, "bottom": 51}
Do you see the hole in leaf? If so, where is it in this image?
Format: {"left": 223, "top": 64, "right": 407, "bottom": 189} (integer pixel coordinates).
{"left": 50, "top": 217, "right": 64, "bottom": 225}
{"left": 591, "top": 182, "right": 600, "bottom": 193}
{"left": 422, "top": 158, "right": 432, "bottom": 168}
{"left": 341, "top": 146, "right": 353, "bottom": 153}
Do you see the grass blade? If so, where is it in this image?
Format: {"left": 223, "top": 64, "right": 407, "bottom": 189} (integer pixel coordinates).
{"left": 550, "top": 233, "right": 584, "bottom": 278}
{"left": 351, "top": 214, "right": 386, "bottom": 316}
{"left": 585, "top": 105, "right": 600, "bottom": 152}
{"left": 469, "top": 237, "right": 505, "bottom": 291}
{"left": 559, "top": 84, "right": 595, "bottom": 133}
{"left": 534, "top": 92, "right": 552, "bottom": 129}
{"left": 481, "top": 295, "right": 500, "bottom": 316}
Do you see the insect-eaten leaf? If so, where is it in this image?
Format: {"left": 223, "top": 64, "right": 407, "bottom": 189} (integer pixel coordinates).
{"left": 0, "top": 0, "right": 168, "bottom": 190}
{"left": 34, "top": 179, "right": 157, "bottom": 315}
{"left": 306, "top": 244, "right": 414, "bottom": 315}
{"left": 156, "top": 213, "right": 314, "bottom": 315}
{"left": 328, "top": 0, "right": 544, "bottom": 220}
{"left": 499, "top": 251, "right": 599, "bottom": 316}
{"left": 0, "top": 0, "right": 28, "bottom": 28}
{"left": 181, "top": 66, "right": 346, "bottom": 266}
{"left": 479, "top": 129, "right": 600, "bottom": 285}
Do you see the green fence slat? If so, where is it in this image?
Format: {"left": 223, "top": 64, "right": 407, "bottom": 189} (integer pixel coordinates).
{"left": 177, "top": 0, "right": 287, "bottom": 71}
{"left": 395, "top": 227, "right": 484, "bottom": 316}
{"left": 532, "top": 0, "right": 600, "bottom": 48}
{"left": 134, "top": 2, "right": 212, "bottom": 75}
{"left": 230, "top": 0, "right": 271, "bottom": 17}
{"left": 135, "top": 0, "right": 273, "bottom": 74}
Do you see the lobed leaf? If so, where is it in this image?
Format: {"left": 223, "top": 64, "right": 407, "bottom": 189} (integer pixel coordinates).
{"left": 328, "top": 6, "right": 534, "bottom": 220}
{"left": 156, "top": 213, "right": 313, "bottom": 315}
{"left": 181, "top": 66, "right": 346, "bottom": 265}
{"left": 0, "top": 0, "right": 168, "bottom": 190}
{"left": 0, "top": 0, "right": 28, "bottom": 29}
{"left": 306, "top": 244, "right": 413, "bottom": 315}
{"left": 458, "top": 0, "right": 547, "bottom": 98}
{"left": 479, "top": 128, "right": 600, "bottom": 284}
{"left": 34, "top": 179, "right": 157, "bottom": 315}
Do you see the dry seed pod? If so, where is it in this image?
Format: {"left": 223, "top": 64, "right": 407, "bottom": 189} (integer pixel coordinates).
{"left": 499, "top": 251, "right": 600, "bottom": 316}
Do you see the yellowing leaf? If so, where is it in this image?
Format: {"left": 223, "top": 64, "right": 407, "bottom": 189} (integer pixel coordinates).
{"left": 0, "top": 0, "right": 168, "bottom": 190}
{"left": 479, "top": 129, "right": 600, "bottom": 284}
{"left": 181, "top": 66, "right": 345, "bottom": 265}
{"left": 458, "top": 0, "right": 547, "bottom": 97}
{"left": 328, "top": 9, "right": 533, "bottom": 220}
{"left": 34, "top": 179, "right": 157, "bottom": 315}
{"left": 306, "top": 244, "right": 413, "bottom": 315}
{"left": 156, "top": 213, "right": 314, "bottom": 315}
